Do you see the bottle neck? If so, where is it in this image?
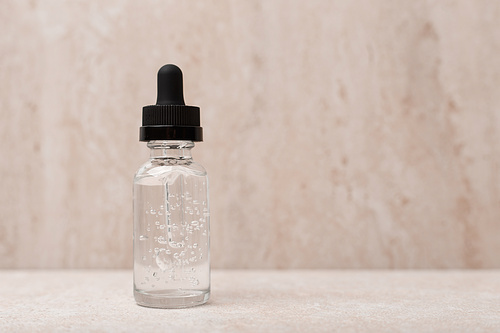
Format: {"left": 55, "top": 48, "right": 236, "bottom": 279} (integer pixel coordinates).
{"left": 148, "top": 140, "right": 194, "bottom": 160}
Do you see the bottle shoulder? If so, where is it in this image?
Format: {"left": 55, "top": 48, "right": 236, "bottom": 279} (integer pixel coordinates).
{"left": 134, "top": 159, "right": 207, "bottom": 182}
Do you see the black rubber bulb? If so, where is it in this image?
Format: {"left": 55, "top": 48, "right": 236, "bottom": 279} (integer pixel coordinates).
{"left": 156, "top": 64, "right": 185, "bottom": 105}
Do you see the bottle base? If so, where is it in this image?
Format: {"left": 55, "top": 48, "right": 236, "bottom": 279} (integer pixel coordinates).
{"left": 134, "top": 289, "right": 210, "bottom": 309}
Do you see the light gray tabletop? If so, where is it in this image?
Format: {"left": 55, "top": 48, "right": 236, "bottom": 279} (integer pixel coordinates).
{"left": 1, "top": 270, "right": 499, "bottom": 332}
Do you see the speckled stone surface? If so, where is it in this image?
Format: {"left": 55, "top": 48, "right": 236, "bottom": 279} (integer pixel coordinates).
{"left": 1, "top": 270, "right": 499, "bottom": 332}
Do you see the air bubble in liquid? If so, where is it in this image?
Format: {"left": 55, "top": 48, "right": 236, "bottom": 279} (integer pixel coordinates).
{"left": 156, "top": 249, "right": 172, "bottom": 272}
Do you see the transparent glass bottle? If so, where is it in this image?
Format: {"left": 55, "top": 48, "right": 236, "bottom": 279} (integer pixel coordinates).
{"left": 134, "top": 140, "right": 210, "bottom": 308}
{"left": 134, "top": 64, "right": 209, "bottom": 308}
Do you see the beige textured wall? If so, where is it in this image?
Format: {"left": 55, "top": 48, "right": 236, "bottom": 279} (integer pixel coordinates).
{"left": 1, "top": 1, "right": 499, "bottom": 269}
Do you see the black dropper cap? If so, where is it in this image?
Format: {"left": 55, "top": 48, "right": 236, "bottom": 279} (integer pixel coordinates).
{"left": 139, "top": 64, "right": 203, "bottom": 142}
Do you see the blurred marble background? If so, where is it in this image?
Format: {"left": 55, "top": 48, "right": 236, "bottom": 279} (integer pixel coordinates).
{"left": 1, "top": 0, "right": 499, "bottom": 269}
